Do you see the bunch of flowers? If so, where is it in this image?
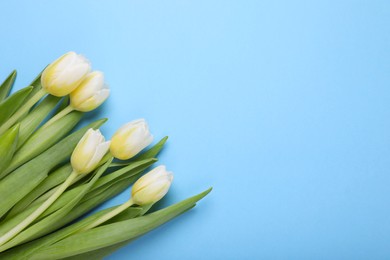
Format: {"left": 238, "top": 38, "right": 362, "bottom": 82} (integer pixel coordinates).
{"left": 0, "top": 52, "right": 211, "bottom": 259}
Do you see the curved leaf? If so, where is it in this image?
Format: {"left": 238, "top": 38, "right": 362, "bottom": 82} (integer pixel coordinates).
{"left": 0, "top": 86, "right": 32, "bottom": 126}
{"left": 5, "top": 111, "right": 83, "bottom": 175}
{"left": 0, "top": 124, "right": 19, "bottom": 174}
{"left": 0, "top": 118, "right": 107, "bottom": 218}
{"left": 0, "top": 159, "right": 113, "bottom": 251}
{"left": 31, "top": 188, "right": 212, "bottom": 259}
{"left": 0, "top": 70, "right": 16, "bottom": 101}
{"left": 5, "top": 164, "right": 72, "bottom": 220}
{"left": 17, "top": 95, "right": 61, "bottom": 149}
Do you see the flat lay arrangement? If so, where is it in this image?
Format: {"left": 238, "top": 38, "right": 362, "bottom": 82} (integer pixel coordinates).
{"left": 0, "top": 52, "right": 211, "bottom": 259}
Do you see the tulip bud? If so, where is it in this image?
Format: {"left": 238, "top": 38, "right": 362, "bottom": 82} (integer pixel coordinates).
{"left": 41, "top": 52, "right": 91, "bottom": 97}
{"left": 71, "top": 128, "right": 110, "bottom": 174}
{"left": 70, "top": 71, "right": 110, "bottom": 112}
{"left": 131, "top": 165, "right": 173, "bottom": 205}
{"left": 110, "top": 119, "right": 153, "bottom": 160}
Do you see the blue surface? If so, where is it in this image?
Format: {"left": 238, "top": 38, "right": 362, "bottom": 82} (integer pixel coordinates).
{"left": 1, "top": 0, "right": 390, "bottom": 259}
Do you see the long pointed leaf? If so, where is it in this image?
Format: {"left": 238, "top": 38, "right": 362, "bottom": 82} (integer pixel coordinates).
{"left": 65, "top": 206, "right": 194, "bottom": 260}
{"left": 0, "top": 206, "right": 142, "bottom": 260}
{"left": 1, "top": 159, "right": 157, "bottom": 258}
{"left": 0, "top": 86, "right": 32, "bottom": 126}
{"left": 0, "top": 159, "right": 113, "bottom": 250}
{"left": 6, "top": 111, "right": 83, "bottom": 174}
{"left": 27, "top": 158, "right": 156, "bottom": 222}
{"left": 26, "top": 69, "right": 43, "bottom": 98}
{"left": 0, "top": 70, "right": 16, "bottom": 101}
{"left": 5, "top": 164, "right": 73, "bottom": 220}
{"left": 31, "top": 188, "right": 212, "bottom": 259}
{"left": 17, "top": 95, "right": 61, "bottom": 148}
{"left": 0, "top": 118, "right": 107, "bottom": 218}
{"left": 0, "top": 124, "right": 19, "bottom": 174}
{"left": 0, "top": 159, "right": 157, "bottom": 255}
{"left": 28, "top": 157, "right": 157, "bottom": 213}
{"left": 0, "top": 168, "right": 158, "bottom": 260}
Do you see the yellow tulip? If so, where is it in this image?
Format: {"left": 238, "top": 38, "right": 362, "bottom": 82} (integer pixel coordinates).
{"left": 71, "top": 128, "right": 110, "bottom": 174}
{"left": 41, "top": 51, "right": 91, "bottom": 97}
{"left": 110, "top": 119, "right": 153, "bottom": 160}
{"left": 70, "top": 71, "right": 110, "bottom": 112}
{"left": 131, "top": 166, "right": 173, "bottom": 205}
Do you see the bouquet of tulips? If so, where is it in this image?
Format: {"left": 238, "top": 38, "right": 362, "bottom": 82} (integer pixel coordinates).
{"left": 0, "top": 52, "right": 211, "bottom": 259}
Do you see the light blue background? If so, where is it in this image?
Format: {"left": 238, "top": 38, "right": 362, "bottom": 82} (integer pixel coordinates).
{"left": 1, "top": 0, "right": 390, "bottom": 259}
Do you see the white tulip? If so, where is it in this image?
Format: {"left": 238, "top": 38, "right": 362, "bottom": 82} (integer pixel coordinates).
{"left": 70, "top": 71, "right": 110, "bottom": 112}
{"left": 41, "top": 51, "right": 91, "bottom": 97}
{"left": 110, "top": 119, "right": 153, "bottom": 160}
{"left": 77, "top": 166, "right": 173, "bottom": 232}
{"left": 131, "top": 165, "right": 173, "bottom": 205}
{"left": 71, "top": 128, "right": 110, "bottom": 174}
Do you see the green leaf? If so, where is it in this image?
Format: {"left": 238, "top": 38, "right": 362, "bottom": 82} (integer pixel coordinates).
{"left": 0, "top": 70, "right": 16, "bottom": 101}
{"left": 30, "top": 188, "right": 212, "bottom": 259}
{"left": 64, "top": 204, "right": 191, "bottom": 260}
{"left": 0, "top": 159, "right": 113, "bottom": 250}
{"left": 16, "top": 69, "right": 45, "bottom": 122}
{"left": 104, "top": 206, "right": 147, "bottom": 224}
{"left": 0, "top": 124, "right": 19, "bottom": 174}
{"left": 17, "top": 95, "right": 61, "bottom": 149}
{"left": 4, "top": 111, "right": 83, "bottom": 175}
{"left": 0, "top": 69, "right": 45, "bottom": 132}
{"left": 27, "top": 69, "right": 43, "bottom": 96}
{"left": 0, "top": 206, "right": 143, "bottom": 260}
{"left": 45, "top": 171, "right": 146, "bottom": 231}
{"left": 92, "top": 158, "right": 157, "bottom": 193}
{"left": 0, "top": 118, "right": 107, "bottom": 218}
{"left": 32, "top": 178, "right": 133, "bottom": 240}
{"left": 0, "top": 158, "right": 156, "bottom": 256}
{"left": 0, "top": 86, "right": 32, "bottom": 126}
{"left": 5, "top": 164, "right": 73, "bottom": 220}
{"left": 0, "top": 173, "right": 151, "bottom": 259}
{"left": 27, "top": 158, "right": 156, "bottom": 222}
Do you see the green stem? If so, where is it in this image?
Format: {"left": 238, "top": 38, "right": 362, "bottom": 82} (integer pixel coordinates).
{"left": 41, "top": 105, "right": 74, "bottom": 129}
{"left": 0, "top": 170, "right": 78, "bottom": 250}
{"left": 78, "top": 199, "right": 134, "bottom": 232}
{"left": 0, "top": 88, "right": 47, "bottom": 135}
{"left": 23, "top": 155, "right": 113, "bottom": 215}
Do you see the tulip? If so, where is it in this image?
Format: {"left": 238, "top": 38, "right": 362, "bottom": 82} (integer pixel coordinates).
{"left": 71, "top": 128, "right": 111, "bottom": 174}
{"left": 132, "top": 165, "right": 173, "bottom": 205}
{"left": 41, "top": 71, "right": 110, "bottom": 129}
{"left": 41, "top": 51, "right": 91, "bottom": 97}
{"left": 69, "top": 71, "right": 110, "bottom": 112}
{"left": 77, "top": 165, "right": 173, "bottom": 233}
{"left": 110, "top": 119, "right": 153, "bottom": 160}
{"left": 0, "top": 52, "right": 92, "bottom": 135}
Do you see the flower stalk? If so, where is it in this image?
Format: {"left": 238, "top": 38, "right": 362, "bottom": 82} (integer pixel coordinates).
{"left": 78, "top": 198, "right": 134, "bottom": 232}
{"left": 0, "top": 170, "right": 78, "bottom": 249}
{"left": 75, "top": 165, "right": 173, "bottom": 233}
{"left": 0, "top": 127, "right": 110, "bottom": 250}
{"left": 41, "top": 105, "right": 74, "bottom": 129}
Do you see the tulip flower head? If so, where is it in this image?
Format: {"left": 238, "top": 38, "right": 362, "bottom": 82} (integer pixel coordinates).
{"left": 41, "top": 51, "right": 91, "bottom": 97}
{"left": 110, "top": 119, "right": 153, "bottom": 160}
{"left": 71, "top": 128, "right": 110, "bottom": 174}
{"left": 70, "top": 71, "right": 110, "bottom": 112}
{"left": 131, "top": 165, "right": 173, "bottom": 205}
